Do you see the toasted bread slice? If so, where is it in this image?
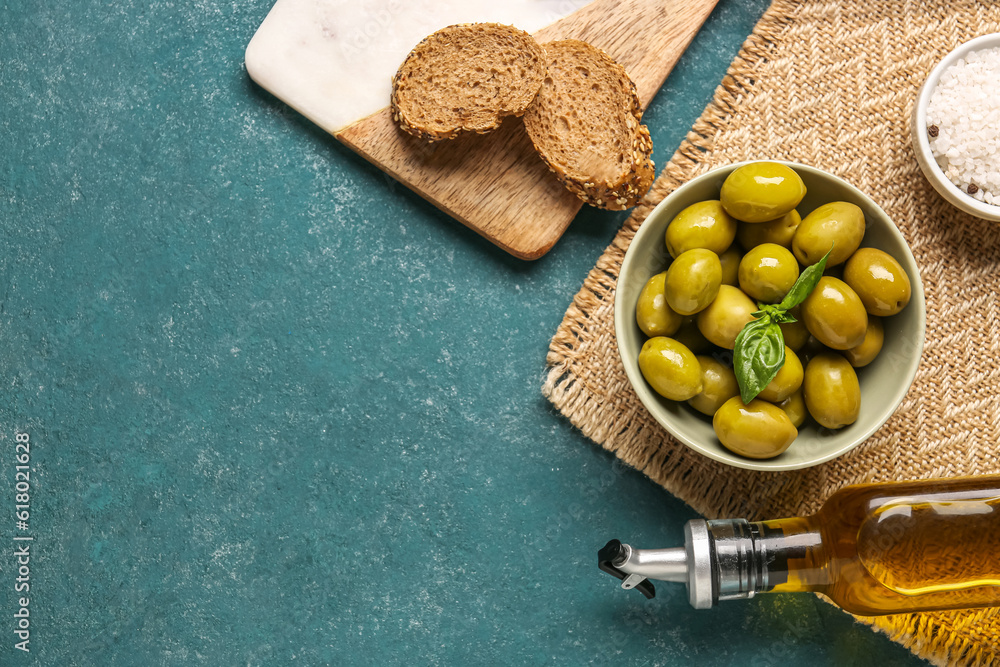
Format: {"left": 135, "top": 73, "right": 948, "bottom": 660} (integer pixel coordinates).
{"left": 523, "top": 40, "right": 654, "bottom": 210}
{"left": 391, "top": 23, "right": 546, "bottom": 142}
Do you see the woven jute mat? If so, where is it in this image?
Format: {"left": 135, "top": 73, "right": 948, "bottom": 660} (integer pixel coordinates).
{"left": 543, "top": 1, "right": 1000, "bottom": 664}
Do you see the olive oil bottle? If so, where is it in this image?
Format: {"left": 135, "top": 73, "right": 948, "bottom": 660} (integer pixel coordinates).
{"left": 598, "top": 475, "right": 1000, "bottom": 615}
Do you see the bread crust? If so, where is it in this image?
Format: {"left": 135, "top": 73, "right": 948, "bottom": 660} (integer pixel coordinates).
{"left": 391, "top": 23, "right": 546, "bottom": 142}
{"left": 522, "top": 40, "right": 654, "bottom": 210}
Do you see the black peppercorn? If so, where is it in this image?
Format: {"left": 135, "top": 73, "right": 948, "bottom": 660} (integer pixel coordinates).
{"left": 928, "top": 125, "right": 939, "bottom": 138}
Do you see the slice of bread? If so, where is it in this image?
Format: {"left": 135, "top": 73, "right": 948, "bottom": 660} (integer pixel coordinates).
{"left": 391, "top": 24, "right": 546, "bottom": 142}
{"left": 522, "top": 40, "right": 654, "bottom": 210}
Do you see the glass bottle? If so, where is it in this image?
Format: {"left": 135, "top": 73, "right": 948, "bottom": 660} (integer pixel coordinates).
{"left": 598, "top": 475, "right": 1000, "bottom": 615}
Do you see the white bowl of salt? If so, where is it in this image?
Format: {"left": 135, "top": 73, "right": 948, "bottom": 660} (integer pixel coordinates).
{"left": 912, "top": 33, "right": 1000, "bottom": 222}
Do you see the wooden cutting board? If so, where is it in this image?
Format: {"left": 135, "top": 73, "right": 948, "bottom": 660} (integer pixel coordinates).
{"left": 246, "top": 0, "right": 719, "bottom": 259}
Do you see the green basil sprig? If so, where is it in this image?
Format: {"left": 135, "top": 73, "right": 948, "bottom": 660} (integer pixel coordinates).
{"left": 733, "top": 249, "right": 832, "bottom": 403}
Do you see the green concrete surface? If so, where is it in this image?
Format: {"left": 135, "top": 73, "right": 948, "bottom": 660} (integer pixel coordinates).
{"left": 0, "top": 0, "right": 929, "bottom": 664}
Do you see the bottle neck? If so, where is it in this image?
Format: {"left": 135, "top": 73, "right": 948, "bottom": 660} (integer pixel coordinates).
{"left": 707, "top": 516, "right": 827, "bottom": 600}
{"left": 609, "top": 517, "right": 829, "bottom": 608}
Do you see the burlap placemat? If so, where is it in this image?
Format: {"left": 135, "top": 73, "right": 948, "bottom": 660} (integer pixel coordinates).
{"left": 543, "top": 1, "right": 1000, "bottom": 664}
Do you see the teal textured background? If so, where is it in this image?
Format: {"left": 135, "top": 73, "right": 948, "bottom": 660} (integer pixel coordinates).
{"left": 0, "top": 0, "right": 927, "bottom": 664}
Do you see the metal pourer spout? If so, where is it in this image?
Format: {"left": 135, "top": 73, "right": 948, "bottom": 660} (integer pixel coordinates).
{"left": 597, "top": 539, "right": 658, "bottom": 599}
{"left": 599, "top": 519, "right": 763, "bottom": 609}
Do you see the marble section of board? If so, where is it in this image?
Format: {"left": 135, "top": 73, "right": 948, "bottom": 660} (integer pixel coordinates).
{"left": 245, "top": 0, "right": 591, "bottom": 132}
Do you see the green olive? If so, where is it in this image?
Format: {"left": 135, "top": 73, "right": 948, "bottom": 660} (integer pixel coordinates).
{"left": 843, "top": 248, "right": 912, "bottom": 316}
{"left": 736, "top": 210, "right": 801, "bottom": 249}
{"left": 719, "top": 246, "right": 742, "bottom": 286}
{"left": 720, "top": 162, "right": 806, "bottom": 223}
{"left": 778, "top": 306, "right": 809, "bottom": 352}
{"left": 696, "top": 285, "right": 757, "bottom": 350}
{"left": 672, "top": 317, "right": 713, "bottom": 354}
{"left": 758, "top": 346, "right": 803, "bottom": 403}
{"left": 638, "top": 337, "right": 703, "bottom": 401}
{"left": 803, "top": 352, "right": 861, "bottom": 429}
{"left": 801, "top": 276, "right": 868, "bottom": 350}
{"left": 665, "top": 200, "right": 737, "bottom": 258}
{"left": 776, "top": 389, "right": 807, "bottom": 428}
{"left": 665, "top": 249, "right": 722, "bottom": 316}
{"left": 713, "top": 397, "right": 798, "bottom": 459}
{"left": 843, "top": 317, "right": 884, "bottom": 368}
{"left": 688, "top": 356, "right": 740, "bottom": 416}
{"left": 738, "top": 243, "right": 800, "bottom": 303}
{"left": 792, "top": 201, "right": 865, "bottom": 267}
{"left": 635, "top": 272, "right": 683, "bottom": 337}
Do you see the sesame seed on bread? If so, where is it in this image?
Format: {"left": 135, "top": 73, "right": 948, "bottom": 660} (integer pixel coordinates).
{"left": 522, "top": 40, "right": 654, "bottom": 210}
{"left": 391, "top": 23, "right": 547, "bottom": 142}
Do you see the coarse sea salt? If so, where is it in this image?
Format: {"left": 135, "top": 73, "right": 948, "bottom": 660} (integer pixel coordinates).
{"left": 926, "top": 46, "right": 1000, "bottom": 207}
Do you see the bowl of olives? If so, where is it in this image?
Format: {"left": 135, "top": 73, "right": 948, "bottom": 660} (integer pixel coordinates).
{"left": 615, "top": 161, "right": 926, "bottom": 471}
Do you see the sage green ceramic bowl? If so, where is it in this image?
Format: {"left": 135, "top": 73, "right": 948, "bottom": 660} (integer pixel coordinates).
{"left": 615, "top": 162, "right": 926, "bottom": 471}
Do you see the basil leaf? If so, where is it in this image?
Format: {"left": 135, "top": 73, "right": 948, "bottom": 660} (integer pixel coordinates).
{"left": 733, "top": 318, "right": 768, "bottom": 402}
{"left": 734, "top": 318, "right": 786, "bottom": 403}
{"left": 778, "top": 248, "right": 833, "bottom": 311}
{"left": 759, "top": 304, "right": 786, "bottom": 320}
